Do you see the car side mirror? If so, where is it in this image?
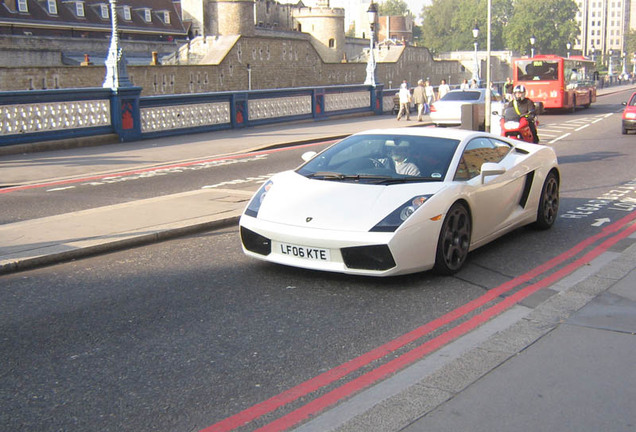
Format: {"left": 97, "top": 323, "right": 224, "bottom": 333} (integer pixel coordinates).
{"left": 481, "top": 162, "right": 506, "bottom": 184}
{"left": 622, "top": 102, "right": 627, "bottom": 106}
{"left": 301, "top": 151, "right": 317, "bottom": 162}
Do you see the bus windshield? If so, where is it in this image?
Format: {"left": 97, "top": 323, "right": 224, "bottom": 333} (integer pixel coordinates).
{"left": 515, "top": 60, "right": 559, "bottom": 81}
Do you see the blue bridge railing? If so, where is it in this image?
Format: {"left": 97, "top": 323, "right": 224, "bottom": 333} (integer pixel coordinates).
{"left": 0, "top": 84, "right": 385, "bottom": 148}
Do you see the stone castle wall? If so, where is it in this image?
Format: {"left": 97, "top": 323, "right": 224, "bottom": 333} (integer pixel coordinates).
{"left": 0, "top": 35, "right": 474, "bottom": 95}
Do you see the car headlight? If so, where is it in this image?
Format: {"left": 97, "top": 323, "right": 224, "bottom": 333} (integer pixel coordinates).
{"left": 625, "top": 112, "right": 636, "bottom": 120}
{"left": 371, "top": 195, "right": 432, "bottom": 232}
{"left": 244, "top": 180, "right": 273, "bottom": 217}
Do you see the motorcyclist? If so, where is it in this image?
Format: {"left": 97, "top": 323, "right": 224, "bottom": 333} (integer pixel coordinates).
{"left": 507, "top": 84, "right": 539, "bottom": 143}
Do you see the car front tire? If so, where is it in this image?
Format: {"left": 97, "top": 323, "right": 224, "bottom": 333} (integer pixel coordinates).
{"left": 434, "top": 202, "right": 472, "bottom": 275}
{"left": 534, "top": 171, "right": 559, "bottom": 230}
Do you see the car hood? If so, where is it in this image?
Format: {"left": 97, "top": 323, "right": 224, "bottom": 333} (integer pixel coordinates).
{"left": 255, "top": 171, "right": 446, "bottom": 232}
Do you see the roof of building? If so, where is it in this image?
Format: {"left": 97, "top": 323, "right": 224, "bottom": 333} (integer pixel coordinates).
{"left": 0, "top": 0, "right": 187, "bottom": 35}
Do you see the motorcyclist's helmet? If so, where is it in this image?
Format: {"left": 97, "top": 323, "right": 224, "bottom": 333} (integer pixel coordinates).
{"left": 513, "top": 84, "right": 526, "bottom": 100}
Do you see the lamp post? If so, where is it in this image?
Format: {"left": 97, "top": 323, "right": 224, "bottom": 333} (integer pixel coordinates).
{"left": 484, "top": 0, "right": 492, "bottom": 132}
{"left": 247, "top": 64, "right": 252, "bottom": 91}
{"left": 608, "top": 49, "right": 613, "bottom": 78}
{"left": 364, "top": 2, "right": 378, "bottom": 87}
{"left": 621, "top": 51, "right": 627, "bottom": 77}
{"left": 530, "top": 35, "right": 536, "bottom": 57}
{"left": 566, "top": 42, "right": 571, "bottom": 58}
{"left": 590, "top": 44, "right": 595, "bottom": 62}
{"left": 472, "top": 24, "right": 480, "bottom": 84}
{"left": 103, "top": 0, "right": 132, "bottom": 89}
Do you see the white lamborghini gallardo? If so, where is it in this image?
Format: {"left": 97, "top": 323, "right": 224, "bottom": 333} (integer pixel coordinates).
{"left": 239, "top": 128, "right": 559, "bottom": 276}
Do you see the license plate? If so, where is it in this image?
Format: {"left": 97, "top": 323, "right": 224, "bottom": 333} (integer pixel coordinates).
{"left": 277, "top": 242, "right": 331, "bottom": 261}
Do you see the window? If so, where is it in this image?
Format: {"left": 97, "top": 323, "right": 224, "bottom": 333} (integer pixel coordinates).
{"left": 163, "top": 11, "right": 170, "bottom": 24}
{"left": 454, "top": 138, "right": 511, "bottom": 181}
{"left": 76, "top": 2, "right": 85, "bottom": 17}
{"left": 329, "top": 38, "right": 335, "bottom": 48}
{"left": 100, "top": 3, "right": 108, "bottom": 19}
{"left": 143, "top": 8, "right": 151, "bottom": 22}
{"left": 17, "top": 0, "right": 28, "bottom": 12}
{"left": 123, "top": 5, "right": 131, "bottom": 20}
{"left": 47, "top": 0, "right": 58, "bottom": 14}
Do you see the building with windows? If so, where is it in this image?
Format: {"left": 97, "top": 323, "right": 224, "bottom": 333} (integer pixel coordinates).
{"left": 574, "top": 0, "right": 634, "bottom": 59}
{"left": 0, "top": 0, "right": 187, "bottom": 40}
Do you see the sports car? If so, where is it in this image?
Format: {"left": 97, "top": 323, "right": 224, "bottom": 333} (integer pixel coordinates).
{"left": 239, "top": 128, "right": 559, "bottom": 276}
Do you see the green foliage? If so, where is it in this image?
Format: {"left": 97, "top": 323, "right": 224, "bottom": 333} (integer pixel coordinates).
{"left": 419, "top": 0, "right": 578, "bottom": 54}
{"left": 378, "top": 0, "right": 410, "bottom": 16}
{"left": 625, "top": 29, "right": 636, "bottom": 57}
{"left": 505, "top": 0, "right": 579, "bottom": 56}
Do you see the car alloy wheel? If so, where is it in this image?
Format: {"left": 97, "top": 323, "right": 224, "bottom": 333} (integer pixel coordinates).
{"left": 434, "top": 202, "right": 471, "bottom": 275}
{"left": 534, "top": 171, "right": 559, "bottom": 229}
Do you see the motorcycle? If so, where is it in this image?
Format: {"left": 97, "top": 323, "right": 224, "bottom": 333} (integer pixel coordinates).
{"left": 499, "top": 105, "right": 538, "bottom": 143}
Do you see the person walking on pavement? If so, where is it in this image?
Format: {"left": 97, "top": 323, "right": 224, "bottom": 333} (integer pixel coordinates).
{"left": 396, "top": 81, "right": 412, "bottom": 121}
{"left": 412, "top": 79, "right": 426, "bottom": 121}
{"left": 438, "top": 79, "right": 451, "bottom": 100}
{"left": 424, "top": 80, "right": 435, "bottom": 113}
{"left": 460, "top": 79, "right": 470, "bottom": 90}
{"left": 503, "top": 77, "right": 514, "bottom": 101}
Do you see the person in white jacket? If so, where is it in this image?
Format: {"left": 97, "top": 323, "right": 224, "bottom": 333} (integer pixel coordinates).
{"left": 396, "top": 81, "right": 412, "bottom": 121}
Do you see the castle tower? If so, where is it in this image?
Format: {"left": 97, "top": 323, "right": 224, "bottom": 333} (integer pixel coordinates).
{"left": 293, "top": 5, "right": 345, "bottom": 63}
{"left": 213, "top": 0, "right": 255, "bottom": 36}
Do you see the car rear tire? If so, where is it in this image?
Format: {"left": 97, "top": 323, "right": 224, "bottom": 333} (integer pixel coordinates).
{"left": 534, "top": 171, "right": 559, "bottom": 230}
{"left": 434, "top": 202, "right": 472, "bottom": 275}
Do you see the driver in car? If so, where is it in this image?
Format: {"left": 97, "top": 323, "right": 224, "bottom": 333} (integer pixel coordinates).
{"left": 390, "top": 142, "right": 421, "bottom": 176}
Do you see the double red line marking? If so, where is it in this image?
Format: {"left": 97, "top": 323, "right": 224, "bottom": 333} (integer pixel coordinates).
{"left": 203, "top": 211, "right": 636, "bottom": 432}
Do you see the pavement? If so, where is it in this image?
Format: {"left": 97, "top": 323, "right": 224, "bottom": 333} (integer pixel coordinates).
{"left": 1, "top": 84, "right": 635, "bottom": 432}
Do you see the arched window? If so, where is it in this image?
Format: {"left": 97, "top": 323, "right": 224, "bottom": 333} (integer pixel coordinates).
{"left": 329, "top": 38, "right": 335, "bottom": 48}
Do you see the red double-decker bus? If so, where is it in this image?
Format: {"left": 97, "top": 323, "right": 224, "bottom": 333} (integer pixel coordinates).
{"left": 512, "top": 54, "right": 597, "bottom": 111}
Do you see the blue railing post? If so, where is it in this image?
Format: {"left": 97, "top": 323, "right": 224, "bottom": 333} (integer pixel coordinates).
{"left": 109, "top": 87, "right": 142, "bottom": 142}
{"left": 313, "top": 88, "right": 326, "bottom": 119}
{"left": 231, "top": 92, "right": 249, "bottom": 128}
{"left": 371, "top": 84, "right": 384, "bottom": 114}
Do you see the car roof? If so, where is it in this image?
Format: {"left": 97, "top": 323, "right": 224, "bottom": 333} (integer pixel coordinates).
{"left": 350, "top": 127, "right": 488, "bottom": 141}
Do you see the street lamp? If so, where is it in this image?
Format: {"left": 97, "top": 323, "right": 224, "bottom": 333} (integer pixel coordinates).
{"left": 103, "top": 0, "right": 132, "bottom": 89}
{"left": 621, "top": 51, "right": 627, "bottom": 77}
{"left": 530, "top": 35, "right": 536, "bottom": 57}
{"left": 566, "top": 42, "right": 571, "bottom": 58}
{"left": 364, "top": 2, "right": 378, "bottom": 87}
{"left": 247, "top": 63, "right": 252, "bottom": 91}
{"left": 472, "top": 24, "right": 480, "bottom": 84}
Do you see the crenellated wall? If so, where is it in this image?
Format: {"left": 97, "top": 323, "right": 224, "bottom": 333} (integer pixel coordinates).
{"left": 0, "top": 35, "right": 475, "bottom": 95}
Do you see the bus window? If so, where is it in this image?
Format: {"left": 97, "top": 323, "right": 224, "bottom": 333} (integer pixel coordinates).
{"left": 516, "top": 60, "right": 559, "bottom": 81}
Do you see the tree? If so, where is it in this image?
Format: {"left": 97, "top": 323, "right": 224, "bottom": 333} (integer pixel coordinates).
{"left": 419, "top": 0, "right": 577, "bottom": 55}
{"left": 504, "top": 0, "right": 579, "bottom": 56}
{"left": 378, "top": 0, "right": 410, "bottom": 16}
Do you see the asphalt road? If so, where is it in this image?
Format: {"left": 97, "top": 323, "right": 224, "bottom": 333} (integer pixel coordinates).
{"left": 1, "top": 89, "right": 635, "bottom": 432}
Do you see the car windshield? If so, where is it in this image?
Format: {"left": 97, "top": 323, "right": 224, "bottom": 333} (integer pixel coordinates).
{"left": 440, "top": 91, "right": 482, "bottom": 102}
{"left": 297, "top": 134, "right": 460, "bottom": 183}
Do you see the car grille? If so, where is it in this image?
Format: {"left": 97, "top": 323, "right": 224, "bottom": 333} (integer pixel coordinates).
{"left": 241, "top": 227, "right": 271, "bottom": 256}
{"left": 341, "top": 245, "right": 396, "bottom": 271}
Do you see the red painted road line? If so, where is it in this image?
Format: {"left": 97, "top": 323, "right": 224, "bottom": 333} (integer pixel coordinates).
{"left": 0, "top": 141, "right": 331, "bottom": 195}
{"left": 256, "top": 220, "right": 636, "bottom": 432}
{"left": 201, "top": 211, "right": 636, "bottom": 432}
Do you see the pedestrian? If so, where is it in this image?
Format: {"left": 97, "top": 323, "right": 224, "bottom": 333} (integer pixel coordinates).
{"left": 470, "top": 79, "right": 478, "bottom": 89}
{"left": 412, "top": 79, "right": 426, "bottom": 121}
{"left": 460, "top": 79, "right": 469, "bottom": 90}
{"left": 503, "top": 77, "right": 514, "bottom": 101}
{"left": 424, "top": 80, "right": 435, "bottom": 112}
{"left": 438, "top": 79, "right": 451, "bottom": 100}
{"left": 396, "top": 81, "right": 411, "bottom": 121}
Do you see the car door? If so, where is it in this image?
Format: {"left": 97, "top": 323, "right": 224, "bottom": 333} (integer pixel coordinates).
{"left": 453, "top": 137, "right": 527, "bottom": 243}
